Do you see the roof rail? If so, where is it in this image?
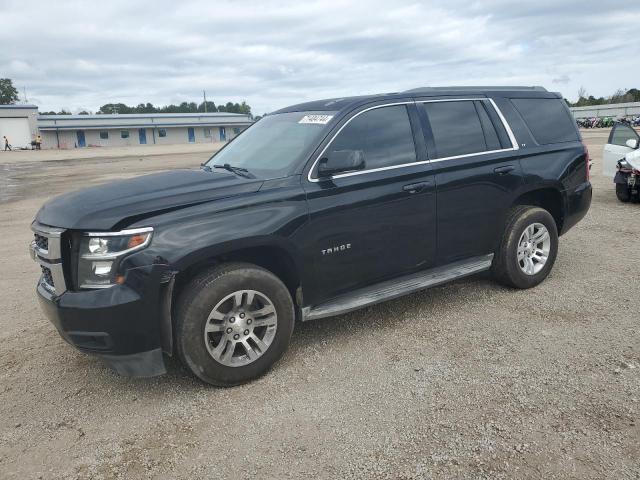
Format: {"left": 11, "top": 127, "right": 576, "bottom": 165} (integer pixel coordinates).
{"left": 403, "top": 86, "right": 548, "bottom": 93}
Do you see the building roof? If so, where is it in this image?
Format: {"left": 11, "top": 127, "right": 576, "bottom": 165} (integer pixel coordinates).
{"left": 274, "top": 86, "right": 556, "bottom": 114}
{"left": 38, "top": 112, "right": 248, "bottom": 120}
{"left": 0, "top": 104, "right": 39, "bottom": 109}
{"left": 37, "top": 112, "right": 253, "bottom": 130}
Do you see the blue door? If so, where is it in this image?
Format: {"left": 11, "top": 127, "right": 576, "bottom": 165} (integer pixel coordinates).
{"left": 76, "top": 130, "right": 86, "bottom": 147}
{"left": 219, "top": 127, "right": 226, "bottom": 142}
{"left": 187, "top": 127, "right": 195, "bottom": 143}
{"left": 138, "top": 128, "right": 147, "bottom": 144}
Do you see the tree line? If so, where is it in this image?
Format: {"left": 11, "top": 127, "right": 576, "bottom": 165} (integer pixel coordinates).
{"left": 569, "top": 88, "right": 640, "bottom": 107}
{"left": 1, "top": 77, "right": 252, "bottom": 116}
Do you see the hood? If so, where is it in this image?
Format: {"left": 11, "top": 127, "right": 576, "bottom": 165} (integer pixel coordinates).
{"left": 35, "top": 169, "right": 263, "bottom": 230}
{"left": 625, "top": 148, "right": 640, "bottom": 171}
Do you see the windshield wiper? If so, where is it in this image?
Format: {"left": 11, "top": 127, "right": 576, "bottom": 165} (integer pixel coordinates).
{"left": 213, "top": 163, "right": 252, "bottom": 178}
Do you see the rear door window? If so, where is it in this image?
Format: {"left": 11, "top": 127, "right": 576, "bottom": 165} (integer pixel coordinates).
{"left": 511, "top": 98, "right": 578, "bottom": 145}
{"left": 475, "top": 101, "right": 502, "bottom": 151}
{"left": 327, "top": 105, "right": 417, "bottom": 171}
{"left": 422, "top": 100, "right": 501, "bottom": 158}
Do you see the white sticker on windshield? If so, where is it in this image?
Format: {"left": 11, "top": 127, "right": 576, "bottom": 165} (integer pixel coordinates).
{"left": 299, "top": 114, "right": 333, "bottom": 125}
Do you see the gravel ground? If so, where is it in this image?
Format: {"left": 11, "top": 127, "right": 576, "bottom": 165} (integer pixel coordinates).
{"left": 0, "top": 130, "right": 638, "bottom": 479}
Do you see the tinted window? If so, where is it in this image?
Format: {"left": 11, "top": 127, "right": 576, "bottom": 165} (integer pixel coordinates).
{"left": 610, "top": 123, "right": 639, "bottom": 147}
{"left": 120, "top": 130, "right": 129, "bottom": 139}
{"left": 423, "top": 101, "right": 488, "bottom": 158}
{"left": 327, "top": 105, "right": 416, "bottom": 171}
{"left": 99, "top": 131, "right": 108, "bottom": 139}
{"left": 475, "top": 102, "right": 501, "bottom": 150}
{"left": 158, "top": 128, "right": 167, "bottom": 137}
{"left": 511, "top": 98, "right": 578, "bottom": 145}
{"left": 207, "top": 111, "right": 335, "bottom": 178}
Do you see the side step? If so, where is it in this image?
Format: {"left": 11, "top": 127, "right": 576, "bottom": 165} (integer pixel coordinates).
{"left": 301, "top": 254, "right": 493, "bottom": 321}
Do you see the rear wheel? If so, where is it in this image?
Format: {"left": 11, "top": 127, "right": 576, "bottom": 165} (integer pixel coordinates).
{"left": 615, "top": 183, "right": 631, "bottom": 203}
{"left": 175, "top": 263, "right": 295, "bottom": 386}
{"left": 492, "top": 206, "right": 559, "bottom": 289}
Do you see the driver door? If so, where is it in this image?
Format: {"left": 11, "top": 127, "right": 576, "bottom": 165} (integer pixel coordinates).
{"left": 300, "top": 102, "right": 437, "bottom": 306}
{"left": 603, "top": 123, "right": 640, "bottom": 177}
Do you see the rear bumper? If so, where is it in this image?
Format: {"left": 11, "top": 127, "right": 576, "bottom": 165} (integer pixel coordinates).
{"left": 560, "top": 181, "right": 592, "bottom": 235}
{"left": 36, "top": 264, "right": 171, "bottom": 377}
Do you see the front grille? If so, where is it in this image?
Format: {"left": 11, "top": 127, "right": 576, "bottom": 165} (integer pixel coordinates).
{"left": 41, "top": 265, "right": 55, "bottom": 288}
{"left": 31, "top": 223, "right": 67, "bottom": 295}
{"left": 34, "top": 233, "right": 49, "bottom": 251}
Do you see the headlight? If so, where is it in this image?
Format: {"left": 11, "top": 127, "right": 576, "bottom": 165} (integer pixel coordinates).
{"left": 78, "top": 227, "right": 153, "bottom": 288}
{"left": 618, "top": 159, "right": 631, "bottom": 170}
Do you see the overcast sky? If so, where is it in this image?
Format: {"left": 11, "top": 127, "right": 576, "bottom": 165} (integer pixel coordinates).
{"left": 1, "top": 0, "right": 638, "bottom": 115}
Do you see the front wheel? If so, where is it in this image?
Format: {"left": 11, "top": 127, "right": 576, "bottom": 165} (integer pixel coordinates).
{"left": 175, "top": 263, "right": 295, "bottom": 386}
{"left": 491, "top": 206, "right": 559, "bottom": 289}
{"left": 615, "top": 183, "right": 631, "bottom": 203}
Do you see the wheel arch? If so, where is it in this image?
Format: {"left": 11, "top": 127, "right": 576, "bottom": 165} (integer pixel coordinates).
{"left": 162, "top": 238, "right": 305, "bottom": 356}
{"left": 511, "top": 187, "right": 565, "bottom": 233}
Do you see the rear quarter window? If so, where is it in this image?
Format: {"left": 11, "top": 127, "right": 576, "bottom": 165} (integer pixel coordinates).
{"left": 511, "top": 98, "right": 578, "bottom": 145}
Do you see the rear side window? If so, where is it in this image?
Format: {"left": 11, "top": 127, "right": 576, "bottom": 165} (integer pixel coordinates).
{"left": 328, "top": 105, "right": 416, "bottom": 170}
{"left": 423, "top": 101, "right": 499, "bottom": 158}
{"left": 511, "top": 98, "right": 578, "bottom": 145}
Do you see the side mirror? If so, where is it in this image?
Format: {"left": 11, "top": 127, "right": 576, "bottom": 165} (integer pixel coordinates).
{"left": 625, "top": 138, "right": 639, "bottom": 149}
{"left": 317, "top": 149, "right": 365, "bottom": 177}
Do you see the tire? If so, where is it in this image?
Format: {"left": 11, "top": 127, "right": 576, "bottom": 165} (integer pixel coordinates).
{"left": 175, "top": 262, "right": 295, "bottom": 386}
{"left": 491, "top": 206, "right": 559, "bottom": 289}
{"left": 615, "top": 183, "right": 631, "bottom": 203}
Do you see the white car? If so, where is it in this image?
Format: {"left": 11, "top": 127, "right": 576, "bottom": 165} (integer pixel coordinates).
{"left": 603, "top": 123, "right": 640, "bottom": 202}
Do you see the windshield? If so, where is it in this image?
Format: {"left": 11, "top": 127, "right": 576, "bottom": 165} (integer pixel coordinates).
{"left": 205, "top": 111, "right": 336, "bottom": 178}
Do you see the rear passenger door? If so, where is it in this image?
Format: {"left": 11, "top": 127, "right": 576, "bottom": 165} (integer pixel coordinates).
{"left": 417, "top": 98, "right": 523, "bottom": 264}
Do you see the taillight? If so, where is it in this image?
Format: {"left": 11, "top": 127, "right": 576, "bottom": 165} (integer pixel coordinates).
{"left": 582, "top": 141, "right": 591, "bottom": 181}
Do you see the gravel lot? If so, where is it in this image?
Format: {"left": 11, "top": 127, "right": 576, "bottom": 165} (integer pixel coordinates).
{"left": 0, "top": 130, "right": 638, "bottom": 479}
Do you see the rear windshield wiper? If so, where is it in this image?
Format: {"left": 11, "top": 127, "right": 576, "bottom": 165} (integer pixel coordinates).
{"left": 212, "top": 163, "right": 252, "bottom": 178}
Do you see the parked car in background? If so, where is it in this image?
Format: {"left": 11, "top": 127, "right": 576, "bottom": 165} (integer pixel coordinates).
{"left": 30, "top": 86, "right": 591, "bottom": 386}
{"left": 603, "top": 122, "right": 640, "bottom": 202}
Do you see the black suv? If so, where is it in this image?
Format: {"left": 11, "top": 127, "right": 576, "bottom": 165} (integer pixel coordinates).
{"left": 30, "top": 87, "right": 592, "bottom": 385}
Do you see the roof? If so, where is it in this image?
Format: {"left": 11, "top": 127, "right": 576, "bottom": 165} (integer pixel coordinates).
{"left": 0, "top": 104, "right": 38, "bottom": 109}
{"left": 37, "top": 112, "right": 253, "bottom": 130}
{"left": 38, "top": 112, "right": 248, "bottom": 120}
{"left": 274, "top": 86, "right": 554, "bottom": 114}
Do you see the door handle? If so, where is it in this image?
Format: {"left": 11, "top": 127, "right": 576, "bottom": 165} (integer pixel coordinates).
{"left": 403, "top": 181, "right": 432, "bottom": 194}
{"left": 494, "top": 165, "right": 515, "bottom": 175}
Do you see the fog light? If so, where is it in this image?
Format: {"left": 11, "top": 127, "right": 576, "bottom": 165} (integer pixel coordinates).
{"left": 92, "top": 261, "right": 113, "bottom": 276}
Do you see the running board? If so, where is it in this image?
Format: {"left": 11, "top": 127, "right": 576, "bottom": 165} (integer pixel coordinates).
{"left": 301, "top": 254, "right": 493, "bottom": 321}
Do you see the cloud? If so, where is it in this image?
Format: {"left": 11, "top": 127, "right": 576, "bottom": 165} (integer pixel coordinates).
{"left": 552, "top": 75, "right": 571, "bottom": 84}
{"left": 0, "top": 0, "right": 637, "bottom": 114}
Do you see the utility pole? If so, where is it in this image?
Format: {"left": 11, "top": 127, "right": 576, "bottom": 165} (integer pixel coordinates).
{"left": 23, "top": 86, "right": 28, "bottom": 104}
{"left": 203, "top": 90, "right": 207, "bottom": 113}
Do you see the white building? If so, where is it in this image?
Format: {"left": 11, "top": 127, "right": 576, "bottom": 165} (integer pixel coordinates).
{"left": 0, "top": 105, "right": 39, "bottom": 149}
{"left": 37, "top": 112, "right": 252, "bottom": 149}
{"left": 569, "top": 102, "right": 640, "bottom": 120}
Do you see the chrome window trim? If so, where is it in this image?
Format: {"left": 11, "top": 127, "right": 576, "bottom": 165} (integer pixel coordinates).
{"left": 307, "top": 98, "right": 519, "bottom": 183}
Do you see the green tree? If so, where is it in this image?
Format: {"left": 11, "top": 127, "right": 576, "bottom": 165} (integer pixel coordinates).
{"left": 0, "top": 78, "right": 20, "bottom": 104}
{"left": 198, "top": 101, "right": 217, "bottom": 112}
